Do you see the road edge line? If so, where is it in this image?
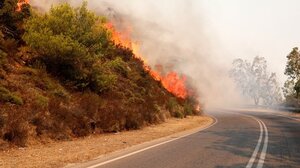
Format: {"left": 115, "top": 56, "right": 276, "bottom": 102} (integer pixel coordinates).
{"left": 86, "top": 115, "right": 218, "bottom": 168}
{"left": 256, "top": 119, "right": 269, "bottom": 168}
{"left": 230, "top": 112, "right": 269, "bottom": 168}
{"left": 246, "top": 118, "right": 263, "bottom": 168}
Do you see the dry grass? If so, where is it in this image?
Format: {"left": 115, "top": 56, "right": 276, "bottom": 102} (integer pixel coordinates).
{"left": 0, "top": 116, "right": 212, "bottom": 168}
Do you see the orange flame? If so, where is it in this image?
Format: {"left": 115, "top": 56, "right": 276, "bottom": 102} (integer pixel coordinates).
{"left": 161, "top": 72, "right": 187, "bottom": 99}
{"left": 17, "top": 0, "right": 29, "bottom": 11}
{"left": 105, "top": 22, "right": 188, "bottom": 99}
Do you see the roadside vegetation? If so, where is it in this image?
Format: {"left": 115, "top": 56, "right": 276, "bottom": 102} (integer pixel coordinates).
{"left": 283, "top": 47, "right": 300, "bottom": 109}
{"left": 0, "top": 1, "right": 201, "bottom": 148}
{"left": 230, "top": 49, "right": 300, "bottom": 110}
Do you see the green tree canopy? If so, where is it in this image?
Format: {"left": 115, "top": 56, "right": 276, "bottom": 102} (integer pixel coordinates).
{"left": 284, "top": 47, "right": 300, "bottom": 99}
{"left": 23, "top": 2, "right": 115, "bottom": 90}
{"left": 285, "top": 47, "right": 300, "bottom": 80}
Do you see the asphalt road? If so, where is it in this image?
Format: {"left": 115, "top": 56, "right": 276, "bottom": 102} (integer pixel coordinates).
{"left": 74, "top": 109, "right": 300, "bottom": 168}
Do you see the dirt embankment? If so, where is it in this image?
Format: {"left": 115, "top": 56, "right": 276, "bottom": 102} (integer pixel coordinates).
{"left": 0, "top": 116, "right": 213, "bottom": 168}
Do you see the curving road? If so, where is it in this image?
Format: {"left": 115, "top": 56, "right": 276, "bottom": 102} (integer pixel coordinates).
{"left": 72, "top": 109, "right": 300, "bottom": 168}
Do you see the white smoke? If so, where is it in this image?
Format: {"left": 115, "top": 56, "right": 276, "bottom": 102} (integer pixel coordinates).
{"left": 30, "top": 0, "right": 247, "bottom": 108}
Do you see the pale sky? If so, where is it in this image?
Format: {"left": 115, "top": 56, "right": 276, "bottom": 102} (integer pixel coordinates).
{"left": 200, "top": 0, "right": 300, "bottom": 84}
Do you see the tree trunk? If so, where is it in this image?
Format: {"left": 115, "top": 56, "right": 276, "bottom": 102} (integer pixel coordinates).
{"left": 254, "top": 97, "right": 259, "bottom": 105}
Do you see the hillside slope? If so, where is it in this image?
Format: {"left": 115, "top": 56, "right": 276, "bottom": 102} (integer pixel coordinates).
{"left": 0, "top": 1, "right": 201, "bottom": 148}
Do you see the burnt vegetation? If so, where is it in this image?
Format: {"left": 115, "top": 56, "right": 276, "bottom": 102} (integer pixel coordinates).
{"left": 0, "top": 1, "right": 201, "bottom": 147}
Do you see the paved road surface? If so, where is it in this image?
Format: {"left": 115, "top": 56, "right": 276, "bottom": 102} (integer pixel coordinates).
{"left": 73, "top": 109, "right": 300, "bottom": 168}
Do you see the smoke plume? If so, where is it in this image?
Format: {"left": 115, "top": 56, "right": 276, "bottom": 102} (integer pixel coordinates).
{"left": 30, "top": 0, "right": 246, "bottom": 109}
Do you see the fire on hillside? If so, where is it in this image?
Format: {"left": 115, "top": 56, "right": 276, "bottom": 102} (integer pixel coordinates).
{"left": 105, "top": 22, "right": 189, "bottom": 99}
{"left": 18, "top": 0, "right": 194, "bottom": 101}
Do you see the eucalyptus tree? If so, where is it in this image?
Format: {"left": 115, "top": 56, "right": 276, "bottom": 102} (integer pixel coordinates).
{"left": 230, "top": 56, "right": 282, "bottom": 105}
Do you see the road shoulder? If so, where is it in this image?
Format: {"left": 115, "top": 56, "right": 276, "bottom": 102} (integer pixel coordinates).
{"left": 0, "top": 116, "right": 213, "bottom": 168}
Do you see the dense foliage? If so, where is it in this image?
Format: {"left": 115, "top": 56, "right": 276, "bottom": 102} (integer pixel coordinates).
{"left": 283, "top": 47, "right": 300, "bottom": 107}
{"left": 23, "top": 2, "right": 116, "bottom": 91}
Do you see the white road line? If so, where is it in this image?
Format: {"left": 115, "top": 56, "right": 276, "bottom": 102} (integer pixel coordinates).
{"left": 86, "top": 116, "right": 218, "bottom": 168}
{"left": 246, "top": 118, "right": 263, "bottom": 168}
{"left": 230, "top": 112, "right": 269, "bottom": 168}
{"left": 257, "top": 119, "right": 268, "bottom": 168}
{"left": 272, "top": 114, "right": 300, "bottom": 122}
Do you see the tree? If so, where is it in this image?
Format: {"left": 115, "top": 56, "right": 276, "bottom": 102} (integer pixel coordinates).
{"left": 23, "top": 2, "right": 115, "bottom": 91}
{"left": 230, "top": 56, "right": 282, "bottom": 105}
{"left": 285, "top": 47, "right": 300, "bottom": 80}
{"left": 284, "top": 47, "right": 300, "bottom": 99}
{"left": 262, "top": 73, "right": 283, "bottom": 105}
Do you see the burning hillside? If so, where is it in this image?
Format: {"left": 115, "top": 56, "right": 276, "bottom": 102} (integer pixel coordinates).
{"left": 20, "top": 0, "right": 194, "bottom": 100}
{"left": 105, "top": 22, "right": 189, "bottom": 99}
{"left": 0, "top": 1, "right": 203, "bottom": 149}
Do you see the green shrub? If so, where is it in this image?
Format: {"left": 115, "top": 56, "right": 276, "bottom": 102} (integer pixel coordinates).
{"left": 184, "top": 102, "right": 194, "bottom": 116}
{"left": 173, "top": 111, "right": 184, "bottom": 119}
{"left": 142, "top": 103, "right": 161, "bottom": 124}
{"left": 166, "top": 97, "right": 178, "bottom": 113}
{"left": 166, "top": 97, "right": 186, "bottom": 118}
{"left": 0, "top": 86, "right": 9, "bottom": 94}
{"left": 34, "top": 93, "right": 49, "bottom": 109}
{"left": 42, "top": 76, "right": 56, "bottom": 90}
{"left": 23, "top": 2, "right": 112, "bottom": 91}
{"left": 9, "top": 94, "right": 24, "bottom": 105}
{"left": 107, "top": 57, "right": 128, "bottom": 76}
{"left": 53, "top": 88, "right": 69, "bottom": 99}
{"left": 0, "top": 86, "right": 23, "bottom": 105}
{"left": 90, "top": 68, "right": 117, "bottom": 93}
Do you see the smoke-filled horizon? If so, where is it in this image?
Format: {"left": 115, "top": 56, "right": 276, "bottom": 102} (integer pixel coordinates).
{"left": 30, "top": 0, "right": 299, "bottom": 108}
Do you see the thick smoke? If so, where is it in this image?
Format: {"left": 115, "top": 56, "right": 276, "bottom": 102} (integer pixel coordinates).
{"left": 30, "top": 0, "right": 246, "bottom": 108}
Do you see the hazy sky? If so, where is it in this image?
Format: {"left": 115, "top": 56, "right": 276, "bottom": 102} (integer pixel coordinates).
{"left": 200, "top": 0, "right": 300, "bottom": 84}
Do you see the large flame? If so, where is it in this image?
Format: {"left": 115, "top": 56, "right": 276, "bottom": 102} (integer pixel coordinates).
{"left": 105, "top": 22, "right": 188, "bottom": 99}
{"left": 17, "top": 0, "right": 29, "bottom": 11}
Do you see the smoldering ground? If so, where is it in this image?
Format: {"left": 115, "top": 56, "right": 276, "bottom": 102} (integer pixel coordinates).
{"left": 30, "top": 0, "right": 246, "bottom": 108}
